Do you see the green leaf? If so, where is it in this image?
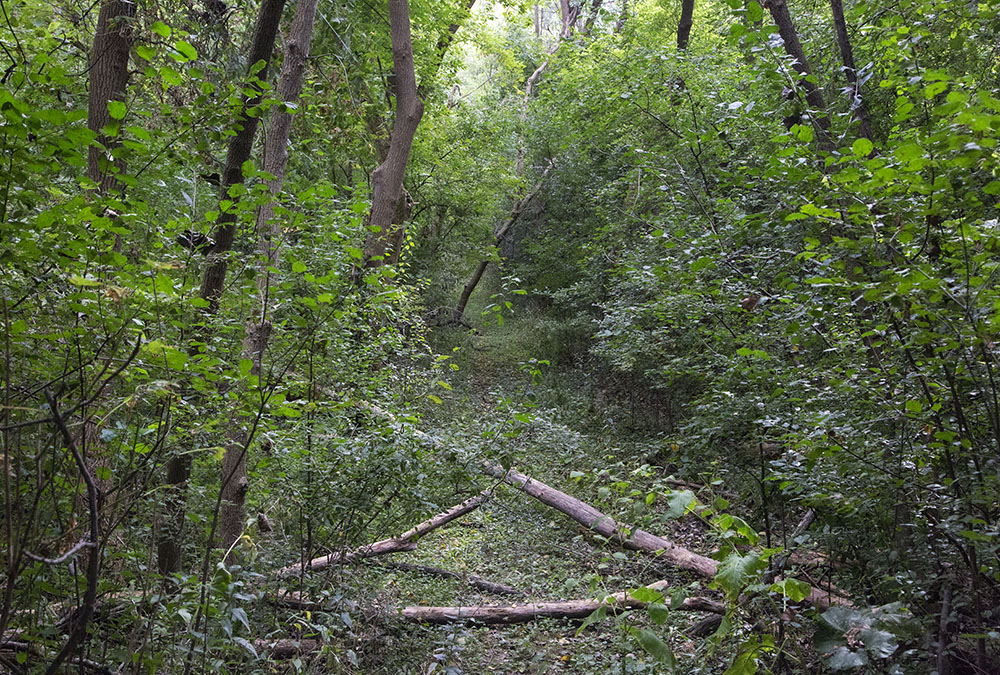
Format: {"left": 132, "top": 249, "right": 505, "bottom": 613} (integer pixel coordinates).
{"left": 174, "top": 40, "right": 197, "bottom": 61}
{"left": 666, "top": 489, "right": 696, "bottom": 518}
{"left": 770, "top": 577, "right": 811, "bottom": 602}
{"left": 107, "top": 100, "right": 127, "bottom": 120}
{"left": 151, "top": 21, "right": 171, "bottom": 38}
{"left": 648, "top": 602, "right": 670, "bottom": 625}
{"left": 575, "top": 605, "right": 606, "bottom": 635}
{"left": 136, "top": 44, "right": 155, "bottom": 61}
{"left": 715, "top": 551, "right": 764, "bottom": 599}
{"left": 292, "top": 261, "right": 307, "bottom": 274}
{"left": 631, "top": 628, "right": 676, "bottom": 668}
{"left": 905, "top": 400, "right": 923, "bottom": 414}
{"left": 629, "top": 587, "right": 665, "bottom": 604}
{"left": 69, "top": 275, "right": 101, "bottom": 287}
{"left": 746, "top": 1, "right": 763, "bottom": 23}
{"left": 851, "top": 138, "right": 873, "bottom": 157}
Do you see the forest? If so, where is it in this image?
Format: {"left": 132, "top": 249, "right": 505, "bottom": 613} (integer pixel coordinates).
{"left": 1, "top": 0, "right": 999, "bottom": 672}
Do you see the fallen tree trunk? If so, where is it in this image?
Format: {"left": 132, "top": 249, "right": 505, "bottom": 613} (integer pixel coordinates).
{"left": 277, "top": 491, "right": 488, "bottom": 577}
{"left": 401, "top": 579, "right": 723, "bottom": 625}
{"left": 255, "top": 639, "right": 318, "bottom": 659}
{"left": 378, "top": 561, "right": 525, "bottom": 597}
{"left": 484, "top": 465, "right": 849, "bottom": 609}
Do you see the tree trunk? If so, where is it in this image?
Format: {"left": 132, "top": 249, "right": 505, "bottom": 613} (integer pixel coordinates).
{"left": 766, "top": 0, "right": 830, "bottom": 136}
{"left": 198, "top": 0, "right": 287, "bottom": 310}
{"left": 485, "top": 464, "right": 848, "bottom": 609}
{"left": 401, "top": 580, "right": 724, "bottom": 625}
{"left": 219, "top": 0, "right": 320, "bottom": 556}
{"left": 362, "top": 0, "right": 424, "bottom": 268}
{"left": 615, "top": 0, "right": 628, "bottom": 33}
{"left": 87, "top": 0, "right": 136, "bottom": 196}
{"left": 277, "top": 491, "right": 488, "bottom": 576}
{"left": 452, "top": 260, "right": 490, "bottom": 323}
{"left": 583, "top": 0, "right": 604, "bottom": 35}
{"left": 451, "top": 163, "right": 552, "bottom": 323}
{"left": 157, "top": 0, "right": 286, "bottom": 576}
{"left": 829, "top": 0, "right": 873, "bottom": 143}
{"left": 677, "top": 0, "right": 695, "bottom": 51}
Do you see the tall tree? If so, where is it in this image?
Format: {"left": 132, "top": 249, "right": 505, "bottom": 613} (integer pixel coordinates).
{"left": 157, "top": 0, "right": 287, "bottom": 575}
{"left": 219, "top": 0, "right": 320, "bottom": 553}
{"left": 361, "top": 0, "right": 424, "bottom": 268}
{"left": 766, "top": 0, "right": 832, "bottom": 151}
{"left": 87, "top": 0, "right": 136, "bottom": 196}
{"left": 677, "top": 0, "right": 694, "bottom": 51}
{"left": 829, "top": 0, "right": 873, "bottom": 143}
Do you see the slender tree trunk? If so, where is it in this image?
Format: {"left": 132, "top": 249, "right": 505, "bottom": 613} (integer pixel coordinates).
{"left": 451, "top": 2, "right": 581, "bottom": 322}
{"left": 583, "top": 0, "right": 604, "bottom": 35}
{"left": 451, "top": 164, "right": 552, "bottom": 322}
{"left": 766, "top": 0, "right": 826, "bottom": 113}
{"left": 219, "top": 0, "right": 320, "bottom": 553}
{"left": 87, "top": 0, "right": 136, "bottom": 196}
{"left": 615, "top": 0, "right": 628, "bottom": 33}
{"left": 677, "top": 0, "right": 694, "bottom": 51}
{"left": 362, "top": 0, "right": 424, "bottom": 268}
{"left": 829, "top": 0, "right": 873, "bottom": 143}
{"left": 199, "top": 0, "right": 287, "bottom": 309}
{"left": 157, "top": 0, "right": 286, "bottom": 576}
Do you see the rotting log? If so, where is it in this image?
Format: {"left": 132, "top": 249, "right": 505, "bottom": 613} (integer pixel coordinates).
{"left": 484, "top": 465, "right": 850, "bottom": 609}
{"left": 277, "top": 491, "right": 488, "bottom": 577}
{"left": 378, "top": 561, "right": 525, "bottom": 597}
{"left": 401, "top": 579, "right": 723, "bottom": 625}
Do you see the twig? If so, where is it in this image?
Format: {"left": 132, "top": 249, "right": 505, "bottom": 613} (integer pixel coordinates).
{"left": 44, "top": 391, "right": 101, "bottom": 675}
{"left": 23, "top": 539, "right": 95, "bottom": 565}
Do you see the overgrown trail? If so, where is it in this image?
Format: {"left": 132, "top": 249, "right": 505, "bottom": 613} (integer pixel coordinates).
{"left": 295, "top": 317, "right": 784, "bottom": 673}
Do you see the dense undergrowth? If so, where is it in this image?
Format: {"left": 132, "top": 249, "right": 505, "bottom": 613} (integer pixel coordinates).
{"left": 4, "top": 0, "right": 1000, "bottom": 672}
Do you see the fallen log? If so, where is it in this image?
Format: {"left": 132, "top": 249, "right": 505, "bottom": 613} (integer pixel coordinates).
{"left": 484, "top": 465, "right": 849, "bottom": 609}
{"left": 277, "top": 491, "right": 488, "bottom": 577}
{"left": 378, "top": 561, "right": 525, "bottom": 597}
{"left": 254, "top": 639, "right": 318, "bottom": 659}
{"left": 401, "top": 579, "right": 723, "bottom": 625}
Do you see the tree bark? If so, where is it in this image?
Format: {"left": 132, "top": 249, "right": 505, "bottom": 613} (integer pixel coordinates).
{"left": 362, "top": 0, "right": 424, "bottom": 268}
{"left": 677, "top": 0, "right": 695, "bottom": 51}
{"left": 829, "top": 0, "right": 873, "bottom": 143}
{"left": 87, "top": 0, "right": 136, "bottom": 196}
{"left": 277, "top": 491, "right": 488, "bottom": 576}
{"left": 766, "top": 0, "right": 830, "bottom": 135}
{"left": 157, "top": 0, "right": 286, "bottom": 576}
{"left": 401, "top": 580, "right": 723, "bottom": 625}
{"left": 582, "top": 0, "right": 604, "bottom": 35}
{"left": 198, "top": 0, "right": 287, "bottom": 310}
{"left": 219, "top": 0, "right": 320, "bottom": 556}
